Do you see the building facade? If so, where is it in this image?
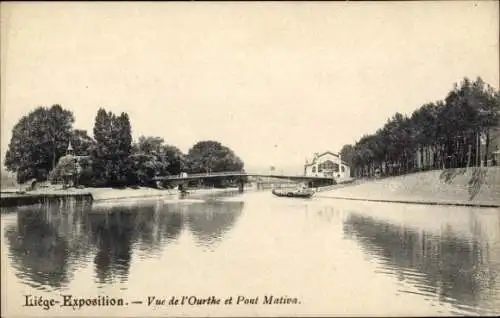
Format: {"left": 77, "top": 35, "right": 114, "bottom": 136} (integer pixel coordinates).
{"left": 304, "top": 151, "right": 351, "bottom": 181}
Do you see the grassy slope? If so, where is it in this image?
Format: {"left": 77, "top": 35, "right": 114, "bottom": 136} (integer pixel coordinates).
{"left": 321, "top": 167, "right": 500, "bottom": 206}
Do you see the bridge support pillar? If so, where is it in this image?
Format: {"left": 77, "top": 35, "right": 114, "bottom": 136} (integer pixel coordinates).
{"left": 238, "top": 179, "right": 244, "bottom": 192}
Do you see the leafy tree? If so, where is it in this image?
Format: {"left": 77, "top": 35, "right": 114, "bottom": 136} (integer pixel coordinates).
{"left": 472, "top": 79, "right": 499, "bottom": 165}
{"left": 77, "top": 157, "right": 94, "bottom": 187}
{"left": 128, "top": 153, "right": 161, "bottom": 186}
{"left": 163, "top": 145, "right": 188, "bottom": 175}
{"left": 91, "top": 108, "right": 133, "bottom": 186}
{"left": 187, "top": 140, "right": 244, "bottom": 174}
{"left": 116, "top": 113, "right": 132, "bottom": 157}
{"left": 91, "top": 109, "right": 113, "bottom": 183}
{"left": 114, "top": 113, "right": 133, "bottom": 184}
{"left": 340, "top": 77, "right": 499, "bottom": 178}
{"left": 134, "top": 136, "right": 165, "bottom": 155}
{"left": 130, "top": 136, "right": 167, "bottom": 185}
{"left": 340, "top": 144, "right": 356, "bottom": 177}
{"left": 70, "top": 129, "right": 95, "bottom": 156}
{"left": 4, "top": 105, "right": 75, "bottom": 183}
{"left": 131, "top": 136, "right": 188, "bottom": 181}
{"left": 409, "top": 102, "right": 441, "bottom": 170}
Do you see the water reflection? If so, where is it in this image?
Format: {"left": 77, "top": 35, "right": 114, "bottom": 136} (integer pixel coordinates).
{"left": 4, "top": 194, "right": 498, "bottom": 316}
{"left": 4, "top": 200, "right": 93, "bottom": 290}
{"left": 89, "top": 211, "right": 135, "bottom": 284}
{"left": 4, "top": 198, "right": 244, "bottom": 291}
{"left": 343, "top": 212, "right": 500, "bottom": 315}
{"left": 183, "top": 201, "right": 244, "bottom": 248}
{"left": 88, "top": 202, "right": 186, "bottom": 285}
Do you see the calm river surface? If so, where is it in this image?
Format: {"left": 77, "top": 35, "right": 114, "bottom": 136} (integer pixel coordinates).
{"left": 1, "top": 190, "right": 499, "bottom": 317}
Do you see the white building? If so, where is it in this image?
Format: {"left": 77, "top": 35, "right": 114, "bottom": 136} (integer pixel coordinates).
{"left": 304, "top": 151, "right": 351, "bottom": 182}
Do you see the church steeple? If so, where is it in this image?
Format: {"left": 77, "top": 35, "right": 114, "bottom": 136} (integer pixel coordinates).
{"left": 66, "top": 141, "right": 74, "bottom": 156}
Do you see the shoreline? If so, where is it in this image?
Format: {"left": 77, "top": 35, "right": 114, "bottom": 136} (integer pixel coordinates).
{"left": 315, "top": 195, "right": 500, "bottom": 208}
{"left": 317, "top": 167, "right": 500, "bottom": 208}
{"left": 0, "top": 186, "right": 242, "bottom": 207}
{"left": 89, "top": 186, "right": 242, "bottom": 202}
{"left": 2, "top": 168, "right": 500, "bottom": 208}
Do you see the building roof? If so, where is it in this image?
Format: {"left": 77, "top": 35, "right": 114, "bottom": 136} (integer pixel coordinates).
{"left": 316, "top": 151, "right": 339, "bottom": 159}
{"left": 304, "top": 151, "right": 349, "bottom": 167}
{"left": 304, "top": 161, "right": 350, "bottom": 167}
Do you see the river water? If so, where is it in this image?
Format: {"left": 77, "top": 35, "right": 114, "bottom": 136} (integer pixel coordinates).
{"left": 1, "top": 190, "right": 499, "bottom": 317}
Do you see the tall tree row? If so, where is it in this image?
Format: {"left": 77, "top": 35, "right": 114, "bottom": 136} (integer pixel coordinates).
{"left": 340, "top": 77, "right": 500, "bottom": 178}
{"left": 4, "top": 105, "right": 246, "bottom": 187}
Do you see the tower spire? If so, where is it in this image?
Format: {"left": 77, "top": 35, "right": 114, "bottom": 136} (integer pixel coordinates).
{"left": 67, "top": 141, "right": 74, "bottom": 155}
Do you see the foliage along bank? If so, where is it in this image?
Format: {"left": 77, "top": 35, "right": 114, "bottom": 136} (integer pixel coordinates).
{"left": 339, "top": 77, "right": 500, "bottom": 178}
{"left": 4, "top": 106, "right": 245, "bottom": 187}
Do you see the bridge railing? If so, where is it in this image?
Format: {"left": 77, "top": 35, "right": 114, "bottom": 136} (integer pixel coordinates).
{"left": 153, "top": 171, "right": 336, "bottom": 181}
{"left": 153, "top": 171, "right": 248, "bottom": 180}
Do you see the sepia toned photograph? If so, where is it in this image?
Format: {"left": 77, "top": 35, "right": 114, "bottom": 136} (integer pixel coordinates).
{"left": 1, "top": 1, "right": 499, "bottom": 317}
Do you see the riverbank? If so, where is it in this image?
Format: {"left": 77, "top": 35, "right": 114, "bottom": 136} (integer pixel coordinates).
{"left": 317, "top": 167, "right": 500, "bottom": 208}
{"left": 0, "top": 186, "right": 242, "bottom": 207}
{"left": 89, "top": 186, "right": 242, "bottom": 201}
{"left": 0, "top": 190, "right": 92, "bottom": 207}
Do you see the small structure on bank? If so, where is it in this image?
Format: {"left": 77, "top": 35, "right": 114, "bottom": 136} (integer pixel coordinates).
{"left": 51, "top": 141, "right": 88, "bottom": 188}
{"left": 304, "top": 151, "right": 351, "bottom": 182}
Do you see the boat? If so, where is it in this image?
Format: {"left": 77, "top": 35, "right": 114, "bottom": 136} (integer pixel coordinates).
{"left": 272, "top": 188, "right": 314, "bottom": 198}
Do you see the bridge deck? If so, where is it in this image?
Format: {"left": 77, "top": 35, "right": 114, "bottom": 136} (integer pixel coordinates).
{"left": 152, "top": 171, "right": 335, "bottom": 181}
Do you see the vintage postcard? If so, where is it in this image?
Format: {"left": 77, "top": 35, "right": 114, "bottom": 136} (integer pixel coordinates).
{"left": 1, "top": 1, "right": 499, "bottom": 317}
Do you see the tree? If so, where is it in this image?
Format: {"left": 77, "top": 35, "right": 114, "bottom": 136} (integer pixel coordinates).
{"left": 130, "top": 136, "right": 168, "bottom": 184}
{"left": 132, "top": 136, "right": 188, "bottom": 178}
{"left": 114, "top": 113, "right": 133, "bottom": 184}
{"left": 70, "top": 129, "right": 95, "bottom": 155}
{"left": 116, "top": 113, "right": 132, "bottom": 157}
{"left": 162, "top": 145, "right": 187, "bottom": 175}
{"left": 91, "top": 108, "right": 133, "bottom": 186}
{"left": 128, "top": 153, "right": 161, "bottom": 186}
{"left": 134, "top": 136, "right": 165, "bottom": 155}
{"left": 77, "top": 157, "right": 94, "bottom": 187}
{"left": 339, "top": 77, "right": 499, "bottom": 178}
{"left": 437, "top": 77, "right": 499, "bottom": 167}
{"left": 339, "top": 144, "right": 356, "bottom": 177}
{"left": 187, "top": 141, "right": 244, "bottom": 174}
{"left": 91, "top": 109, "right": 113, "bottom": 183}
{"left": 468, "top": 78, "right": 499, "bottom": 165}
{"left": 409, "top": 102, "right": 441, "bottom": 170}
{"left": 4, "top": 105, "right": 75, "bottom": 183}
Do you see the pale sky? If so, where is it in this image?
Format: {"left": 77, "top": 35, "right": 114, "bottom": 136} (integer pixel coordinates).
{"left": 1, "top": 1, "right": 498, "bottom": 173}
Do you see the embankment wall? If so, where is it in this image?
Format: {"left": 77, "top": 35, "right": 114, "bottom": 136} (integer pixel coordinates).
{"left": 317, "top": 167, "right": 500, "bottom": 207}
